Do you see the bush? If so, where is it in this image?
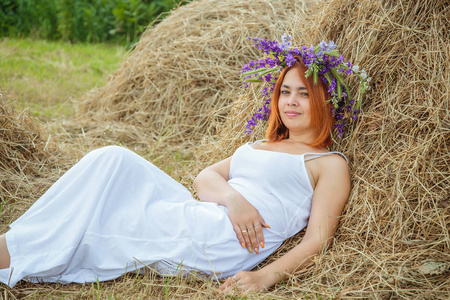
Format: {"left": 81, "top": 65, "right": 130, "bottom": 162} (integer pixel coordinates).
{"left": 0, "top": 0, "right": 189, "bottom": 45}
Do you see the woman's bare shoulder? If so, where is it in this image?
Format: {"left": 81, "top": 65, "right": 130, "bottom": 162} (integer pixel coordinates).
{"left": 315, "top": 153, "right": 349, "bottom": 180}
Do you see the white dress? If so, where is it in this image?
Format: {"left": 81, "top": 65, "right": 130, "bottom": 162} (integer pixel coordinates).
{"left": 0, "top": 143, "right": 344, "bottom": 287}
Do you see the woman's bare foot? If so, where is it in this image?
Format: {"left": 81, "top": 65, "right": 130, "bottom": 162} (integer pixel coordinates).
{"left": 0, "top": 234, "right": 10, "bottom": 269}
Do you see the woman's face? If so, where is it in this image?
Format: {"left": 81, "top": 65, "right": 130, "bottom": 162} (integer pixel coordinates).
{"left": 278, "top": 68, "right": 313, "bottom": 135}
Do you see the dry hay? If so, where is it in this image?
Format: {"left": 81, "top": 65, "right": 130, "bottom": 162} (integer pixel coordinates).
{"left": 195, "top": 0, "right": 450, "bottom": 298}
{"left": 0, "top": 94, "right": 70, "bottom": 231}
{"left": 76, "top": 0, "right": 317, "bottom": 146}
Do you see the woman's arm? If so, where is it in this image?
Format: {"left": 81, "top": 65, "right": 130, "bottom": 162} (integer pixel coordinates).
{"left": 193, "top": 158, "right": 269, "bottom": 254}
{"left": 193, "top": 157, "right": 234, "bottom": 206}
{"left": 220, "top": 155, "right": 350, "bottom": 292}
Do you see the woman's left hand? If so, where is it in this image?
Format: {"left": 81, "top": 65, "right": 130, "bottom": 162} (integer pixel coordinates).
{"left": 219, "top": 270, "right": 278, "bottom": 294}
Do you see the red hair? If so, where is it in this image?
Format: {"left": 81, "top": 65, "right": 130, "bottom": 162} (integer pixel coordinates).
{"left": 265, "top": 57, "right": 334, "bottom": 148}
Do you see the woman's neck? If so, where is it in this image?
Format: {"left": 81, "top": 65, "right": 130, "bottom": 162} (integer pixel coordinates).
{"left": 287, "top": 130, "right": 315, "bottom": 145}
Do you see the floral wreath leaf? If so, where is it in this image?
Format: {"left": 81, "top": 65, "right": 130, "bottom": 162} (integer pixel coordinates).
{"left": 313, "top": 66, "right": 318, "bottom": 85}
{"left": 337, "top": 81, "right": 342, "bottom": 99}
{"left": 257, "top": 66, "right": 279, "bottom": 77}
{"left": 331, "top": 68, "right": 351, "bottom": 101}
{"left": 356, "top": 98, "right": 362, "bottom": 110}
{"left": 242, "top": 67, "right": 269, "bottom": 77}
{"left": 245, "top": 78, "right": 264, "bottom": 83}
{"left": 323, "top": 73, "right": 333, "bottom": 85}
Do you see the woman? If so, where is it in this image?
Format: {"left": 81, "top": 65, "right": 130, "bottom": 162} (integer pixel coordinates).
{"left": 0, "top": 37, "right": 367, "bottom": 292}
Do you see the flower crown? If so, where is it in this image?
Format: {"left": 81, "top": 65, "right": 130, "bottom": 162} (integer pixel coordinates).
{"left": 241, "top": 34, "right": 371, "bottom": 137}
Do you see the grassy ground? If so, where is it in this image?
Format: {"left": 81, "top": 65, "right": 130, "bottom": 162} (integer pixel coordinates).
{"left": 0, "top": 38, "right": 126, "bottom": 121}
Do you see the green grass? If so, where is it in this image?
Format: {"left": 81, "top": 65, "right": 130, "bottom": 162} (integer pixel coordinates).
{"left": 0, "top": 38, "right": 127, "bottom": 121}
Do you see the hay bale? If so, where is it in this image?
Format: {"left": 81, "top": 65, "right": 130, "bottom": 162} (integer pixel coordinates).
{"left": 195, "top": 0, "right": 449, "bottom": 298}
{"left": 0, "top": 94, "right": 60, "bottom": 229}
{"left": 77, "top": 0, "right": 316, "bottom": 145}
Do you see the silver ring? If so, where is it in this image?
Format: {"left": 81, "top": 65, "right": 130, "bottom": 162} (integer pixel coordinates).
{"left": 247, "top": 227, "right": 253, "bottom": 232}
{"left": 232, "top": 276, "right": 238, "bottom": 281}
{"left": 238, "top": 281, "right": 242, "bottom": 286}
{"left": 241, "top": 229, "right": 247, "bottom": 233}
{"left": 254, "top": 222, "right": 261, "bottom": 228}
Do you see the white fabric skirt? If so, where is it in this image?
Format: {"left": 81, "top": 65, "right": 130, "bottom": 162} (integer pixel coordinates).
{"left": 0, "top": 146, "right": 280, "bottom": 287}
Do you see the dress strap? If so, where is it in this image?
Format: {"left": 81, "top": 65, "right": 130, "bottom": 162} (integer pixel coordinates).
{"left": 304, "top": 151, "right": 348, "bottom": 163}
{"left": 251, "top": 139, "right": 268, "bottom": 145}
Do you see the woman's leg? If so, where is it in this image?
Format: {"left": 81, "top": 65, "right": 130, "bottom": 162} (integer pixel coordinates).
{"left": 0, "top": 146, "right": 194, "bottom": 286}
{"left": 0, "top": 234, "right": 10, "bottom": 269}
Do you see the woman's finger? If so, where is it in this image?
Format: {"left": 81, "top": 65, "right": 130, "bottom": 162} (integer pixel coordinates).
{"left": 254, "top": 222, "right": 265, "bottom": 250}
{"left": 246, "top": 225, "right": 259, "bottom": 254}
{"left": 220, "top": 275, "right": 247, "bottom": 294}
{"left": 260, "top": 217, "right": 271, "bottom": 229}
{"left": 233, "top": 225, "right": 246, "bottom": 249}
{"left": 219, "top": 277, "right": 232, "bottom": 291}
{"left": 241, "top": 227, "right": 253, "bottom": 253}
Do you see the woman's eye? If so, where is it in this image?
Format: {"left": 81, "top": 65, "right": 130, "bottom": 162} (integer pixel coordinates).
{"left": 281, "top": 90, "right": 289, "bottom": 94}
{"left": 300, "top": 92, "right": 309, "bottom": 97}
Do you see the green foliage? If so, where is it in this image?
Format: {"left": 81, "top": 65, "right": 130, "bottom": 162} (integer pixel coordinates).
{"left": 0, "top": 0, "right": 190, "bottom": 45}
{"left": 0, "top": 0, "right": 59, "bottom": 39}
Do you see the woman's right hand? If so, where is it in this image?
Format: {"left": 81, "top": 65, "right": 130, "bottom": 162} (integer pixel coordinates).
{"left": 193, "top": 157, "right": 269, "bottom": 253}
{"left": 225, "top": 192, "right": 270, "bottom": 254}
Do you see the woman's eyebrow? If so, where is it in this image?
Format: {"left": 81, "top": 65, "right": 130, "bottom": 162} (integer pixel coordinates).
{"left": 281, "top": 84, "right": 307, "bottom": 90}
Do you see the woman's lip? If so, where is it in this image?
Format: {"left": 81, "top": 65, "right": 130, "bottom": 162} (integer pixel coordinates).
{"left": 285, "top": 111, "right": 301, "bottom": 117}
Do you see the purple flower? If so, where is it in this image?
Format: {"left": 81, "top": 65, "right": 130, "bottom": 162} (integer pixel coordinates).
{"left": 317, "top": 51, "right": 324, "bottom": 59}
{"left": 285, "top": 53, "right": 296, "bottom": 67}
{"left": 328, "top": 41, "right": 336, "bottom": 50}
{"left": 334, "top": 122, "right": 345, "bottom": 138}
{"left": 290, "top": 48, "right": 300, "bottom": 56}
{"left": 282, "top": 33, "right": 292, "bottom": 43}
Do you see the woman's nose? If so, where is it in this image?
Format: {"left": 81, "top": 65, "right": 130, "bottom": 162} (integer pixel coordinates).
{"left": 287, "top": 95, "right": 299, "bottom": 106}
